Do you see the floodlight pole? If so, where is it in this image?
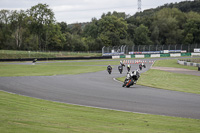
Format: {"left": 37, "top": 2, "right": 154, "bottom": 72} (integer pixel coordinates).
{"left": 138, "top": 0, "right": 141, "bottom": 12}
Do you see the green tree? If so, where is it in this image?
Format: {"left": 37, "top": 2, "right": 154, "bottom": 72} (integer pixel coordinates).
{"left": 72, "top": 35, "right": 88, "bottom": 51}
{"left": 134, "top": 24, "right": 152, "bottom": 45}
{"left": 127, "top": 23, "right": 137, "bottom": 41}
{"left": 183, "top": 11, "right": 200, "bottom": 44}
{"left": 10, "top": 10, "right": 28, "bottom": 49}
{"left": 98, "top": 15, "right": 128, "bottom": 46}
{"left": 57, "top": 22, "right": 70, "bottom": 34}
{"left": 83, "top": 18, "right": 98, "bottom": 38}
{"left": 27, "top": 3, "right": 55, "bottom": 51}
{"left": 0, "top": 10, "right": 12, "bottom": 49}
{"left": 151, "top": 25, "right": 160, "bottom": 45}
{"left": 71, "top": 23, "right": 82, "bottom": 35}
{"left": 63, "top": 32, "right": 73, "bottom": 51}
{"left": 47, "top": 24, "right": 65, "bottom": 51}
{"left": 151, "top": 8, "right": 185, "bottom": 45}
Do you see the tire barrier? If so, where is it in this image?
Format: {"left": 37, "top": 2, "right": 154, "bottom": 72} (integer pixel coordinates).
{"left": 177, "top": 60, "right": 200, "bottom": 71}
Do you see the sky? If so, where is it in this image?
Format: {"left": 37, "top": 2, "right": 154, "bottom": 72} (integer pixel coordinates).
{"left": 0, "top": 0, "right": 190, "bottom": 24}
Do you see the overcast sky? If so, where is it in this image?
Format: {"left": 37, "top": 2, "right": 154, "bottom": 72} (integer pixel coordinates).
{"left": 0, "top": 0, "right": 189, "bottom": 24}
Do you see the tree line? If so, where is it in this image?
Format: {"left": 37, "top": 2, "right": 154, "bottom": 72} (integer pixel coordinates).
{"left": 0, "top": 1, "right": 200, "bottom": 52}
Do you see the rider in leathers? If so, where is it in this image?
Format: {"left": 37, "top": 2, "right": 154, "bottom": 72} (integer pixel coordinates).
{"left": 127, "top": 69, "right": 140, "bottom": 84}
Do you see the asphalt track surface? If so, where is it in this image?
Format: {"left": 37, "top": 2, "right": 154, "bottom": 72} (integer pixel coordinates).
{"left": 1, "top": 58, "right": 200, "bottom": 119}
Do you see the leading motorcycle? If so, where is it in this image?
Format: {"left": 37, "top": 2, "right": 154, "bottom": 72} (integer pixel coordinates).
{"left": 122, "top": 72, "right": 134, "bottom": 88}
{"left": 122, "top": 70, "right": 140, "bottom": 88}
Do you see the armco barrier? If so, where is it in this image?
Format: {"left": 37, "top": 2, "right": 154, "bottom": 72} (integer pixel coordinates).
{"left": 170, "top": 53, "right": 181, "bottom": 57}
{"left": 191, "top": 53, "right": 200, "bottom": 56}
{"left": 151, "top": 54, "right": 160, "bottom": 58}
{"left": 181, "top": 53, "right": 191, "bottom": 56}
{"left": 112, "top": 56, "right": 120, "bottom": 59}
{"left": 144, "top": 54, "right": 151, "bottom": 58}
{"left": 120, "top": 55, "right": 126, "bottom": 58}
{"left": 126, "top": 55, "right": 131, "bottom": 58}
{"left": 135, "top": 55, "right": 144, "bottom": 58}
{"left": 160, "top": 54, "right": 170, "bottom": 57}
{"left": 131, "top": 54, "right": 135, "bottom": 58}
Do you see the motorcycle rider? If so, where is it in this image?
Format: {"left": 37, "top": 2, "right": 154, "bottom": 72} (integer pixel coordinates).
{"left": 107, "top": 64, "right": 112, "bottom": 74}
{"left": 132, "top": 69, "right": 140, "bottom": 84}
{"left": 122, "top": 69, "right": 140, "bottom": 87}
{"left": 118, "top": 61, "right": 125, "bottom": 74}
{"left": 142, "top": 62, "right": 144, "bottom": 67}
{"left": 32, "top": 58, "right": 37, "bottom": 65}
{"left": 120, "top": 60, "right": 125, "bottom": 67}
{"left": 139, "top": 64, "right": 142, "bottom": 70}
{"left": 127, "top": 64, "right": 131, "bottom": 72}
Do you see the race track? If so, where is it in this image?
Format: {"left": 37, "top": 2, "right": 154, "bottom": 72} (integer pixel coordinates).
{"left": 0, "top": 58, "right": 200, "bottom": 119}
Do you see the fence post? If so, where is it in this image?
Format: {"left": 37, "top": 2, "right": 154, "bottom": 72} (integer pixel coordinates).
{"left": 120, "top": 45, "right": 124, "bottom": 53}
{"left": 123, "top": 45, "right": 126, "bottom": 54}
{"left": 168, "top": 45, "right": 171, "bottom": 50}
{"left": 138, "top": 45, "right": 140, "bottom": 52}
{"left": 143, "top": 45, "right": 146, "bottom": 52}
{"left": 132, "top": 45, "right": 135, "bottom": 52}
{"left": 188, "top": 44, "right": 190, "bottom": 52}
{"left": 102, "top": 46, "right": 105, "bottom": 55}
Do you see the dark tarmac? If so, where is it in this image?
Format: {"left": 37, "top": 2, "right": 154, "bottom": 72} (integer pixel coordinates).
{"left": 0, "top": 58, "right": 200, "bottom": 119}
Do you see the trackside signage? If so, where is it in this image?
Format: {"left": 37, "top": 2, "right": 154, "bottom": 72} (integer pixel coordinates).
{"left": 194, "top": 48, "right": 200, "bottom": 52}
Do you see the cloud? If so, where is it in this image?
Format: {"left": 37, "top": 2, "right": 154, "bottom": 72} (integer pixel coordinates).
{"left": 0, "top": 0, "right": 187, "bottom": 24}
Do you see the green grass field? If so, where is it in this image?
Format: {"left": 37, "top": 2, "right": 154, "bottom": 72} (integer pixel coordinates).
{"left": 1, "top": 59, "right": 200, "bottom": 132}
{"left": 137, "top": 69, "right": 199, "bottom": 94}
{"left": 118, "top": 59, "right": 200, "bottom": 94}
{"left": 0, "top": 64, "right": 105, "bottom": 77}
{"left": 153, "top": 59, "right": 198, "bottom": 70}
{"left": 0, "top": 60, "right": 119, "bottom": 77}
{"left": 1, "top": 91, "right": 200, "bottom": 133}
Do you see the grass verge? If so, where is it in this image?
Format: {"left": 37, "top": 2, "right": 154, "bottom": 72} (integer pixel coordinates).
{"left": 153, "top": 59, "right": 198, "bottom": 70}
{"left": 0, "top": 64, "right": 105, "bottom": 77}
{"left": 0, "top": 60, "right": 120, "bottom": 77}
{"left": 1, "top": 91, "right": 200, "bottom": 133}
{"left": 139, "top": 69, "right": 200, "bottom": 94}
{"left": 117, "top": 59, "right": 200, "bottom": 94}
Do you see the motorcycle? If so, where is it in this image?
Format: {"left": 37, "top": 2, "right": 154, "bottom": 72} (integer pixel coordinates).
{"left": 139, "top": 64, "right": 142, "bottom": 70}
{"left": 118, "top": 65, "right": 123, "bottom": 74}
{"left": 122, "top": 78, "right": 134, "bottom": 88}
{"left": 122, "top": 71, "right": 140, "bottom": 88}
{"left": 122, "top": 72, "right": 134, "bottom": 88}
{"left": 107, "top": 67, "right": 112, "bottom": 74}
{"left": 143, "top": 64, "right": 146, "bottom": 68}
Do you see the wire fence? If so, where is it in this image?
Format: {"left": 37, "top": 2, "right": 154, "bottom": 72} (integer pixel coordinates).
{"left": 102, "top": 44, "right": 200, "bottom": 56}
